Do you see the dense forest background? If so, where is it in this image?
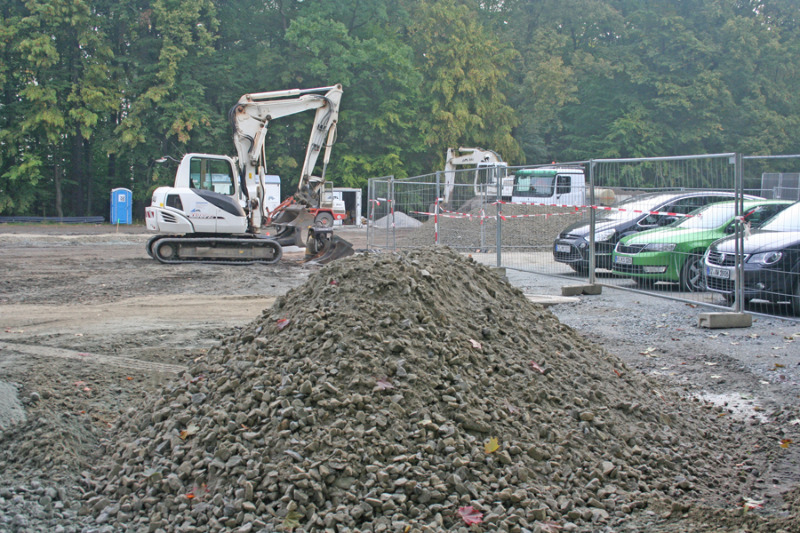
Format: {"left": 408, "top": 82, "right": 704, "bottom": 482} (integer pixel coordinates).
{"left": 1, "top": 0, "right": 798, "bottom": 219}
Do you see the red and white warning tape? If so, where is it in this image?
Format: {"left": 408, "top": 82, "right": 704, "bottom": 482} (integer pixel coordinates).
{"left": 411, "top": 210, "right": 586, "bottom": 221}
{"left": 492, "top": 200, "right": 701, "bottom": 219}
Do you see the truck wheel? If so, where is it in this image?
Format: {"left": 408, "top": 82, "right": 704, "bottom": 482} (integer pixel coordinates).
{"left": 315, "top": 212, "right": 334, "bottom": 228}
{"left": 680, "top": 254, "right": 704, "bottom": 292}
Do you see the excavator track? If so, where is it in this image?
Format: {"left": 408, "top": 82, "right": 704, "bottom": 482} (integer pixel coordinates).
{"left": 149, "top": 236, "right": 283, "bottom": 265}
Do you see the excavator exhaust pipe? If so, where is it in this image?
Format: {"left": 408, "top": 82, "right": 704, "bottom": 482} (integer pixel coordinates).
{"left": 305, "top": 228, "right": 354, "bottom": 264}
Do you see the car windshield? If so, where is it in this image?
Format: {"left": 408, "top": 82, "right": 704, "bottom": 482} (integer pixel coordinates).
{"left": 600, "top": 195, "right": 675, "bottom": 221}
{"left": 673, "top": 202, "right": 737, "bottom": 230}
{"left": 760, "top": 202, "right": 800, "bottom": 232}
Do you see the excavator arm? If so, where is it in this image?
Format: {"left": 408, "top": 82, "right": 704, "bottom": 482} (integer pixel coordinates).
{"left": 229, "top": 84, "right": 343, "bottom": 228}
{"left": 229, "top": 84, "right": 351, "bottom": 263}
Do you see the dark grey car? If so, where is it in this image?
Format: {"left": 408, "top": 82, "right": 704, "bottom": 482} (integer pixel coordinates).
{"left": 704, "top": 201, "right": 800, "bottom": 314}
{"left": 553, "top": 191, "right": 760, "bottom": 272}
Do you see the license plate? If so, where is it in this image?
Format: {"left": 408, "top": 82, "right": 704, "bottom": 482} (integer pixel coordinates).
{"left": 555, "top": 244, "right": 571, "bottom": 253}
{"left": 615, "top": 255, "right": 632, "bottom": 265}
{"left": 706, "top": 266, "right": 731, "bottom": 279}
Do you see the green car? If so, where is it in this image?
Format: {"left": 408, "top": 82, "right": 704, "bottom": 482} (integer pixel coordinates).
{"left": 611, "top": 199, "right": 793, "bottom": 291}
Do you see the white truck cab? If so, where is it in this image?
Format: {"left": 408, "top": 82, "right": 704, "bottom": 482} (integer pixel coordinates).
{"left": 510, "top": 166, "right": 587, "bottom": 206}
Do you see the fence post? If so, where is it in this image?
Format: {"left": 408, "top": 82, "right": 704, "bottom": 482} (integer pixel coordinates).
{"left": 588, "top": 160, "right": 597, "bottom": 285}
{"left": 435, "top": 172, "right": 441, "bottom": 246}
{"left": 434, "top": 196, "right": 440, "bottom": 246}
{"left": 389, "top": 177, "right": 396, "bottom": 250}
{"left": 495, "top": 165, "right": 502, "bottom": 267}
{"left": 366, "top": 179, "right": 372, "bottom": 248}
{"left": 734, "top": 153, "right": 745, "bottom": 313}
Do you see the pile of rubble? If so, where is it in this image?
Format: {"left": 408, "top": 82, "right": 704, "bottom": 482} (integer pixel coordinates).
{"left": 85, "top": 248, "right": 773, "bottom": 531}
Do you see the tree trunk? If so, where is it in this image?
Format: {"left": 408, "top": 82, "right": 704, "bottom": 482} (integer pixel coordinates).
{"left": 71, "top": 133, "right": 86, "bottom": 216}
{"left": 54, "top": 162, "right": 63, "bottom": 220}
{"left": 83, "top": 138, "right": 93, "bottom": 215}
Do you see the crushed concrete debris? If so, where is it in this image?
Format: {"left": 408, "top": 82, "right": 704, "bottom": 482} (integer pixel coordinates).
{"left": 78, "top": 248, "right": 791, "bottom": 532}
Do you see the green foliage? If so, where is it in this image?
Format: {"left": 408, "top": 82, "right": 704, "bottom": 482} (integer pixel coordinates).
{"left": 2, "top": 0, "right": 800, "bottom": 216}
{"left": 408, "top": 0, "right": 522, "bottom": 169}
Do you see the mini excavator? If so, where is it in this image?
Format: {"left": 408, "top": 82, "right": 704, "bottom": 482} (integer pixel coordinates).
{"left": 145, "top": 84, "right": 353, "bottom": 264}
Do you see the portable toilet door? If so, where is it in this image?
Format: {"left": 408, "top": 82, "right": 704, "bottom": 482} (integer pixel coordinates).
{"left": 262, "top": 175, "right": 281, "bottom": 213}
{"left": 110, "top": 188, "right": 133, "bottom": 224}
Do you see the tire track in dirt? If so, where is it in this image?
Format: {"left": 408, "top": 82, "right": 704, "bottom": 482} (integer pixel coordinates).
{"left": 0, "top": 341, "right": 186, "bottom": 374}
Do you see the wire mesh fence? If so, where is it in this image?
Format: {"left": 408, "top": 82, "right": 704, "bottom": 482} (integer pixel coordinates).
{"left": 367, "top": 153, "right": 800, "bottom": 320}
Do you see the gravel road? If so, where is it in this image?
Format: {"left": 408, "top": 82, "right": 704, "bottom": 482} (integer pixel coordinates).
{"left": 0, "top": 223, "right": 798, "bottom": 532}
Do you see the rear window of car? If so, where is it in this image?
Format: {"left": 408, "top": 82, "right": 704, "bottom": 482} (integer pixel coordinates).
{"left": 760, "top": 202, "right": 800, "bottom": 232}
{"left": 600, "top": 194, "right": 677, "bottom": 221}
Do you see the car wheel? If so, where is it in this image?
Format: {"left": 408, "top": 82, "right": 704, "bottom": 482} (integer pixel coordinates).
{"left": 570, "top": 264, "right": 588, "bottom": 276}
{"left": 680, "top": 254, "right": 705, "bottom": 292}
{"left": 791, "top": 280, "right": 800, "bottom": 317}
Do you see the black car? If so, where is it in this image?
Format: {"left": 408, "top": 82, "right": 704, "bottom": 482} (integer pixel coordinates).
{"left": 704, "top": 201, "right": 800, "bottom": 315}
{"left": 553, "top": 191, "right": 760, "bottom": 272}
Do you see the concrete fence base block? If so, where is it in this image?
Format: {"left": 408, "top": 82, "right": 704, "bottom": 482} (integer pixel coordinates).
{"left": 697, "top": 312, "right": 753, "bottom": 329}
{"left": 561, "top": 284, "right": 603, "bottom": 296}
{"left": 491, "top": 267, "right": 509, "bottom": 283}
{"left": 525, "top": 294, "right": 581, "bottom": 307}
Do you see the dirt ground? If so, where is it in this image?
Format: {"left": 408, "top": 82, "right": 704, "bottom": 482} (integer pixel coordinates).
{"left": 0, "top": 222, "right": 799, "bottom": 532}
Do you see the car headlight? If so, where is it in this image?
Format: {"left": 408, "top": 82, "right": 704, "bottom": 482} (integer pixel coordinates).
{"left": 643, "top": 243, "right": 677, "bottom": 252}
{"left": 747, "top": 251, "right": 783, "bottom": 265}
{"left": 594, "top": 229, "right": 616, "bottom": 242}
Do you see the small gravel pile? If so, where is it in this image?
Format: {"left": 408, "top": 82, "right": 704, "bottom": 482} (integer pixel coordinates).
{"left": 395, "top": 204, "right": 585, "bottom": 250}
{"left": 373, "top": 212, "right": 423, "bottom": 229}
{"left": 85, "top": 248, "right": 768, "bottom": 531}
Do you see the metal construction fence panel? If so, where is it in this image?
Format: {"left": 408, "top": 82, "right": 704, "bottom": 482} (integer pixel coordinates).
{"left": 367, "top": 153, "right": 800, "bottom": 320}
{"left": 737, "top": 155, "right": 800, "bottom": 318}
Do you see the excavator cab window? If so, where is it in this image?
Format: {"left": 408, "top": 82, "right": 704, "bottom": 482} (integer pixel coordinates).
{"left": 189, "top": 157, "right": 236, "bottom": 195}
{"left": 166, "top": 194, "right": 183, "bottom": 211}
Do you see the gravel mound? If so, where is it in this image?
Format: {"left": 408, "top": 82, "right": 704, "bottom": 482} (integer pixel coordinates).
{"left": 373, "top": 211, "right": 423, "bottom": 229}
{"left": 84, "top": 248, "right": 773, "bottom": 531}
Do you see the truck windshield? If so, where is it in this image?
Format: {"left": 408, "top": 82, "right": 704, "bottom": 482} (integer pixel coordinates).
{"left": 514, "top": 175, "right": 555, "bottom": 198}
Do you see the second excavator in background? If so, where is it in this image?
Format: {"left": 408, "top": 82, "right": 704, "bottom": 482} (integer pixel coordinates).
{"left": 145, "top": 84, "right": 353, "bottom": 264}
{"left": 443, "top": 147, "right": 511, "bottom": 204}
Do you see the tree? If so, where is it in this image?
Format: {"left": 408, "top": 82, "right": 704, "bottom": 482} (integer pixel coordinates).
{"left": 0, "top": 0, "right": 118, "bottom": 216}
{"left": 407, "top": 0, "right": 522, "bottom": 170}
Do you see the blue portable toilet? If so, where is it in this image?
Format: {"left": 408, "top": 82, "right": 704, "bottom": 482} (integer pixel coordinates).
{"left": 110, "top": 188, "right": 133, "bottom": 224}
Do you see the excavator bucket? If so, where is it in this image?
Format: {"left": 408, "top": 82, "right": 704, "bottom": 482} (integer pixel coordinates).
{"left": 269, "top": 204, "right": 313, "bottom": 227}
{"left": 268, "top": 205, "right": 317, "bottom": 248}
{"left": 304, "top": 228, "right": 354, "bottom": 264}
